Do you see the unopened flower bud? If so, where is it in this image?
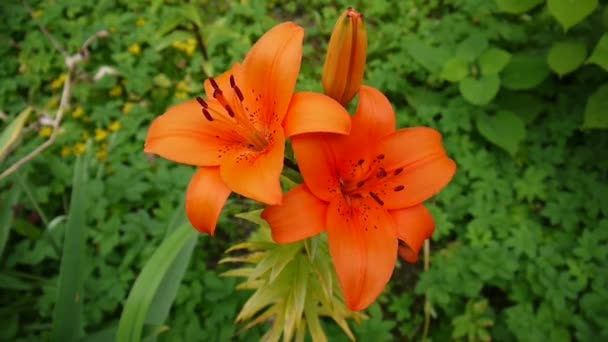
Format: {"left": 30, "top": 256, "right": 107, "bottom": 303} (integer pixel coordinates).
{"left": 322, "top": 8, "right": 368, "bottom": 106}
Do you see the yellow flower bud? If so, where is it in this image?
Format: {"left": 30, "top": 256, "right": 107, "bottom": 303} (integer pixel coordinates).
{"left": 108, "top": 120, "right": 121, "bottom": 132}
{"left": 95, "top": 128, "right": 108, "bottom": 142}
{"left": 109, "top": 85, "right": 123, "bottom": 97}
{"left": 322, "top": 8, "right": 368, "bottom": 106}
{"left": 74, "top": 143, "right": 87, "bottom": 156}
{"left": 72, "top": 106, "right": 84, "bottom": 119}
{"left": 39, "top": 126, "right": 53, "bottom": 138}
{"left": 128, "top": 43, "right": 141, "bottom": 56}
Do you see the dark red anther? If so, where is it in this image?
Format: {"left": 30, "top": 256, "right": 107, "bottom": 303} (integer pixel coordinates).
{"left": 394, "top": 185, "right": 405, "bottom": 192}
{"left": 376, "top": 154, "right": 385, "bottom": 160}
{"left": 196, "top": 96, "right": 208, "bottom": 108}
{"left": 213, "top": 88, "right": 223, "bottom": 98}
{"left": 224, "top": 104, "right": 235, "bottom": 118}
{"left": 209, "top": 77, "right": 220, "bottom": 90}
{"left": 234, "top": 85, "right": 244, "bottom": 101}
{"left": 369, "top": 191, "right": 384, "bottom": 206}
{"left": 394, "top": 167, "right": 403, "bottom": 176}
{"left": 202, "top": 108, "right": 214, "bottom": 121}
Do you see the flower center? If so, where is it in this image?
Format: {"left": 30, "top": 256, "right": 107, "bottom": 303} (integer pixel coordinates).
{"left": 195, "top": 75, "right": 269, "bottom": 151}
{"left": 338, "top": 154, "right": 406, "bottom": 206}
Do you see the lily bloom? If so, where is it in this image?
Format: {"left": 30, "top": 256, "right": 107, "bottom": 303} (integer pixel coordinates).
{"left": 262, "top": 86, "right": 456, "bottom": 311}
{"left": 145, "top": 22, "right": 351, "bottom": 235}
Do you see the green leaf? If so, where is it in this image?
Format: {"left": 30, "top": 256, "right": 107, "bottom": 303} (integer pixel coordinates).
{"left": 441, "top": 57, "right": 470, "bottom": 82}
{"left": 479, "top": 48, "right": 511, "bottom": 75}
{"left": 51, "top": 157, "right": 89, "bottom": 341}
{"left": 457, "top": 33, "right": 489, "bottom": 62}
{"left": 0, "top": 106, "right": 32, "bottom": 163}
{"left": 116, "top": 223, "right": 198, "bottom": 342}
{"left": 547, "top": 41, "right": 587, "bottom": 76}
{"left": 494, "top": 91, "right": 544, "bottom": 124}
{"left": 501, "top": 54, "right": 549, "bottom": 90}
{"left": 587, "top": 33, "right": 608, "bottom": 72}
{"left": 459, "top": 75, "right": 500, "bottom": 106}
{"left": 0, "top": 184, "right": 20, "bottom": 259}
{"left": 476, "top": 110, "right": 526, "bottom": 155}
{"left": 547, "top": 0, "right": 598, "bottom": 31}
{"left": 495, "top": 0, "right": 545, "bottom": 14}
{"left": 403, "top": 38, "right": 450, "bottom": 73}
{"left": 582, "top": 83, "right": 608, "bottom": 129}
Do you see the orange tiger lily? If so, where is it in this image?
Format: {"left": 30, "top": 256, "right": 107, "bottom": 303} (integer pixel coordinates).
{"left": 262, "top": 86, "right": 456, "bottom": 311}
{"left": 145, "top": 22, "right": 351, "bottom": 235}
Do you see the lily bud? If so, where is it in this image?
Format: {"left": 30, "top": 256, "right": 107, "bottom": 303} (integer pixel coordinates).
{"left": 322, "top": 8, "right": 368, "bottom": 106}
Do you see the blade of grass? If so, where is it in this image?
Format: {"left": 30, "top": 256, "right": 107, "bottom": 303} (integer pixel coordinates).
{"left": 0, "top": 183, "right": 20, "bottom": 259}
{"left": 116, "top": 223, "right": 198, "bottom": 342}
{"left": 51, "top": 156, "right": 89, "bottom": 341}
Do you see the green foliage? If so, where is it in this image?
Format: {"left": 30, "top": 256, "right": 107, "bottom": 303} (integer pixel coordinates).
{"left": 1, "top": 0, "right": 607, "bottom": 341}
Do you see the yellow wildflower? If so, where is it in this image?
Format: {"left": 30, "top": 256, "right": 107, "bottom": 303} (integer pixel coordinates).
{"left": 72, "top": 106, "right": 84, "bottom": 119}
{"left": 136, "top": 18, "right": 146, "bottom": 27}
{"left": 96, "top": 149, "right": 108, "bottom": 161}
{"left": 39, "top": 126, "right": 53, "bottom": 137}
{"left": 109, "top": 85, "right": 123, "bottom": 97}
{"left": 122, "top": 102, "right": 135, "bottom": 115}
{"left": 74, "top": 143, "right": 87, "bottom": 156}
{"left": 108, "top": 120, "right": 121, "bottom": 132}
{"left": 95, "top": 128, "right": 108, "bottom": 142}
{"left": 32, "top": 10, "right": 43, "bottom": 19}
{"left": 175, "top": 91, "right": 188, "bottom": 100}
{"left": 61, "top": 146, "right": 72, "bottom": 158}
{"left": 51, "top": 74, "right": 67, "bottom": 90}
{"left": 128, "top": 43, "right": 141, "bottom": 56}
{"left": 176, "top": 80, "right": 190, "bottom": 93}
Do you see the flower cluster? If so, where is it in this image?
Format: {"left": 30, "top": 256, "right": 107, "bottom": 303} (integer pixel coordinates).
{"left": 145, "top": 9, "right": 455, "bottom": 311}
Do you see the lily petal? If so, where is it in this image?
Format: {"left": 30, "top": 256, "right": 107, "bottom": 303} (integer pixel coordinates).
{"left": 185, "top": 167, "right": 232, "bottom": 235}
{"left": 326, "top": 196, "right": 397, "bottom": 311}
{"left": 372, "top": 155, "right": 456, "bottom": 209}
{"left": 392, "top": 205, "right": 435, "bottom": 263}
{"left": 291, "top": 134, "right": 341, "bottom": 202}
{"left": 284, "top": 92, "right": 351, "bottom": 137}
{"left": 220, "top": 129, "right": 285, "bottom": 205}
{"left": 349, "top": 85, "right": 396, "bottom": 145}
{"left": 262, "top": 185, "right": 327, "bottom": 243}
{"left": 242, "top": 22, "right": 304, "bottom": 123}
{"left": 145, "top": 100, "right": 232, "bottom": 166}
{"left": 376, "top": 127, "right": 447, "bottom": 170}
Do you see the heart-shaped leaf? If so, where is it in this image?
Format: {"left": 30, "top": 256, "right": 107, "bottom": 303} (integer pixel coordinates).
{"left": 547, "top": 41, "right": 587, "bottom": 76}
{"left": 501, "top": 54, "right": 549, "bottom": 90}
{"left": 441, "top": 57, "right": 470, "bottom": 82}
{"left": 479, "top": 48, "right": 512, "bottom": 75}
{"left": 459, "top": 75, "right": 500, "bottom": 106}
{"left": 588, "top": 33, "right": 608, "bottom": 72}
{"left": 547, "top": 0, "right": 598, "bottom": 32}
{"left": 476, "top": 110, "right": 526, "bottom": 156}
{"left": 583, "top": 83, "right": 608, "bottom": 129}
{"left": 495, "top": 0, "right": 544, "bottom": 14}
{"left": 457, "top": 33, "right": 489, "bottom": 62}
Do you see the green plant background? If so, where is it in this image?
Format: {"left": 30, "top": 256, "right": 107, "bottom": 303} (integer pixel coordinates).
{"left": 1, "top": 0, "right": 607, "bottom": 341}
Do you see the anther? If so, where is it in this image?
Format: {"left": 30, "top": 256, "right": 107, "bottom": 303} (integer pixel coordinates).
{"left": 377, "top": 154, "right": 385, "bottom": 160}
{"left": 195, "top": 96, "right": 208, "bottom": 108}
{"left": 224, "top": 105, "right": 235, "bottom": 118}
{"left": 394, "top": 185, "right": 405, "bottom": 192}
{"left": 209, "top": 77, "right": 220, "bottom": 90}
{"left": 369, "top": 192, "right": 384, "bottom": 206}
{"left": 229, "top": 75, "right": 235, "bottom": 88}
{"left": 202, "top": 108, "right": 213, "bottom": 121}
{"left": 394, "top": 167, "right": 403, "bottom": 176}
{"left": 234, "top": 85, "right": 244, "bottom": 101}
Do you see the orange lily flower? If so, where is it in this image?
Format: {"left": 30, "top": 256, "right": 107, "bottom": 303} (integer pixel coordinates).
{"left": 145, "top": 22, "right": 351, "bottom": 235}
{"left": 262, "top": 86, "right": 456, "bottom": 311}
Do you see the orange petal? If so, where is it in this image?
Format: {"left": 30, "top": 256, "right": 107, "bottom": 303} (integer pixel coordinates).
{"left": 185, "top": 167, "right": 232, "bottom": 235}
{"left": 220, "top": 129, "right": 285, "bottom": 205}
{"left": 291, "top": 134, "right": 342, "bottom": 202}
{"left": 145, "top": 100, "right": 232, "bottom": 166}
{"left": 283, "top": 92, "right": 351, "bottom": 137}
{"left": 392, "top": 205, "right": 435, "bottom": 263}
{"left": 242, "top": 22, "right": 304, "bottom": 123}
{"left": 376, "top": 127, "right": 446, "bottom": 170}
{"left": 350, "top": 86, "right": 396, "bottom": 143}
{"left": 326, "top": 196, "right": 397, "bottom": 311}
{"left": 371, "top": 155, "right": 456, "bottom": 209}
{"left": 262, "top": 185, "right": 327, "bottom": 243}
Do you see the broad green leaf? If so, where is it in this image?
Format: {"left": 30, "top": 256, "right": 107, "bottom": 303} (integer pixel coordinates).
{"left": 501, "top": 54, "right": 549, "bottom": 90}
{"left": 494, "top": 91, "right": 544, "bottom": 123}
{"left": 0, "top": 107, "right": 32, "bottom": 163}
{"left": 588, "top": 33, "right": 608, "bottom": 72}
{"left": 403, "top": 38, "right": 451, "bottom": 73}
{"left": 153, "top": 74, "right": 172, "bottom": 88}
{"left": 495, "top": 0, "right": 544, "bottom": 13}
{"left": 0, "top": 185, "right": 20, "bottom": 259}
{"left": 476, "top": 111, "right": 526, "bottom": 156}
{"left": 457, "top": 33, "right": 489, "bottom": 62}
{"left": 441, "top": 57, "right": 469, "bottom": 82}
{"left": 547, "top": 0, "right": 598, "bottom": 31}
{"left": 459, "top": 75, "right": 500, "bottom": 106}
{"left": 547, "top": 41, "right": 587, "bottom": 76}
{"left": 583, "top": 84, "right": 608, "bottom": 129}
{"left": 51, "top": 157, "right": 89, "bottom": 341}
{"left": 116, "top": 223, "right": 198, "bottom": 342}
{"left": 479, "top": 48, "right": 511, "bottom": 75}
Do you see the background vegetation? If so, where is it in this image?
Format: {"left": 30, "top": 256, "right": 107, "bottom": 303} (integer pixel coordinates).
{"left": 1, "top": 0, "right": 607, "bottom": 341}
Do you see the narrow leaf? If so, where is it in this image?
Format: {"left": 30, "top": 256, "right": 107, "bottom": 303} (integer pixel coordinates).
{"left": 0, "top": 184, "right": 20, "bottom": 259}
{"left": 0, "top": 107, "right": 32, "bottom": 163}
